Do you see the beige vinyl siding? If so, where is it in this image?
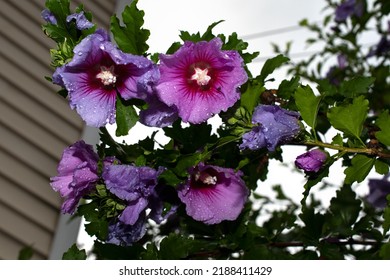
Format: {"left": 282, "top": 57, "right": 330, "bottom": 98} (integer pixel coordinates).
{"left": 0, "top": 0, "right": 116, "bottom": 259}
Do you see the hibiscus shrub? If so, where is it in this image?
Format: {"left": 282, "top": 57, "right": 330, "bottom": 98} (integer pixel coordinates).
{"left": 43, "top": 0, "right": 390, "bottom": 259}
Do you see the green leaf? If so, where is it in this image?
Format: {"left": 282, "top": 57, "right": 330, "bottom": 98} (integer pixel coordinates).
{"left": 18, "top": 246, "right": 34, "bottom": 260}
{"left": 299, "top": 207, "right": 325, "bottom": 244}
{"left": 375, "top": 110, "right": 390, "bottom": 147}
{"left": 258, "top": 54, "right": 289, "bottom": 83}
{"left": 180, "top": 21, "right": 223, "bottom": 42}
{"left": 62, "top": 244, "right": 87, "bottom": 260}
{"left": 294, "top": 85, "right": 321, "bottom": 129}
{"left": 380, "top": 243, "right": 390, "bottom": 260}
{"left": 159, "top": 234, "right": 193, "bottom": 259}
{"left": 85, "top": 219, "right": 109, "bottom": 240}
{"left": 277, "top": 76, "right": 300, "bottom": 100}
{"left": 327, "top": 96, "right": 369, "bottom": 141}
{"left": 240, "top": 81, "right": 264, "bottom": 114}
{"left": 375, "top": 159, "right": 390, "bottom": 175}
{"left": 44, "top": 0, "right": 71, "bottom": 28}
{"left": 115, "top": 98, "right": 139, "bottom": 137}
{"left": 163, "top": 122, "right": 216, "bottom": 154}
{"left": 325, "top": 184, "right": 362, "bottom": 236}
{"left": 344, "top": 154, "right": 375, "bottom": 185}
{"left": 174, "top": 153, "right": 203, "bottom": 177}
{"left": 110, "top": 0, "right": 150, "bottom": 55}
{"left": 383, "top": 206, "right": 390, "bottom": 235}
{"left": 331, "top": 134, "right": 344, "bottom": 146}
{"left": 340, "top": 77, "right": 375, "bottom": 98}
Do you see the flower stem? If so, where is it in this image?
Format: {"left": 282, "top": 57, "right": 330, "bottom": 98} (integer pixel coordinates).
{"left": 304, "top": 140, "right": 390, "bottom": 159}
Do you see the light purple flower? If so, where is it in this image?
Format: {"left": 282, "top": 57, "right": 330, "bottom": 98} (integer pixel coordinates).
{"left": 53, "top": 29, "right": 156, "bottom": 127}
{"left": 156, "top": 37, "right": 248, "bottom": 124}
{"left": 41, "top": 9, "right": 57, "bottom": 25}
{"left": 102, "top": 164, "right": 162, "bottom": 225}
{"left": 335, "top": 0, "right": 364, "bottom": 22}
{"left": 50, "top": 140, "right": 99, "bottom": 214}
{"left": 366, "top": 177, "right": 390, "bottom": 209}
{"left": 107, "top": 215, "right": 147, "bottom": 246}
{"left": 240, "top": 105, "right": 301, "bottom": 151}
{"left": 137, "top": 65, "right": 179, "bottom": 127}
{"left": 177, "top": 163, "right": 249, "bottom": 224}
{"left": 66, "top": 12, "right": 94, "bottom": 30}
{"left": 337, "top": 54, "right": 348, "bottom": 69}
{"left": 295, "top": 149, "right": 328, "bottom": 173}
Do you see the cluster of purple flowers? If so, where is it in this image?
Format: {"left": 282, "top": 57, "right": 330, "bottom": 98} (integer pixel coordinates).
{"left": 335, "top": 0, "right": 364, "bottom": 22}
{"left": 51, "top": 141, "right": 249, "bottom": 245}
{"left": 46, "top": 8, "right": 307, "bottom": 246}
{"left": 46, "top": 10, "right": 248, "bottom": 128}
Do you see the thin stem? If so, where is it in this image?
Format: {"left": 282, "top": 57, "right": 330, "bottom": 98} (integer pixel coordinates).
{"left": 304, "top": 140, "right": 390, "bottom": 159}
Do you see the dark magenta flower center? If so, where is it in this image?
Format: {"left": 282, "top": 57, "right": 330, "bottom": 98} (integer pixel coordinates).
{"left": 187, "top": 62, "right": 213, "bottom": 91}
{"left": 191, "top": 168, "right": 219, "bottom": 189}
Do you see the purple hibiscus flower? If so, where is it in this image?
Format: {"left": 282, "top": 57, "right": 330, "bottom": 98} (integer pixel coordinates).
{"left": 295, "top": 149, "right": 328, "bottom": 173}
{"left": 66, "top": 11, "right": 94, "bottom": 30}
{"left": 50, "top": 140, "right": 99, "bottom": 214}
{"left": 155, "top": 37, "right": 248, "bottom": 124}
{"left": 335, "top": 0, "right": 364, "bottom": 22}
{"left": 107, "top": 214, "right": 147, "bottom": 246}
{"left": 53, "top": 29, "right": 156, "bottom": 127}
{"left": 41, "top": 9, "right": 57, "bottom": 25}
{"left": 102, "top": 164, "right": 163, "bottom": 225}
{"left": 177, "top": 163, "right": 249, "bottom": 224}
{"left": 366, "top": 177, "right": 390, "bottom": 209}
{"left": 137, "top": 65, "right": 179, "bottom": 127}
{"left": 240, "top": 105, "right": 301, "bottom": 151}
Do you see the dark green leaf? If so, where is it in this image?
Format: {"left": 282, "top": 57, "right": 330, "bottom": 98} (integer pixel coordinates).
{"left": 379, "top": 243, "right": 390, "bottom": 260}
{"left": 327, "top": 96, "right": 369, "bottom": 141}
{"left": 258, "top": 54, "right": 289, "bottom": 83}
{"left": 159, "top": 234, "right": 193, "bottom": 259}
{"left": 163, "top": 122, "right": 216, "bottom": 153}
{"left": 340, "top": 77, "right": 375, "bottom": 98}
{"left": 277, "top": 76, "right": 300, "bottom": 100}
{"left": 344, "top": 154, "right": 375, "bottom": 184}
{"left": 326, "top": 185, "right": 362, "bottom": 235}
{"left": 18, "top": 246, "right": 34, "bottom": 260}
{"left": 240, "top": 81, "right": 264, "bottom": 114}
{"left": 85, "top": 219, "right": 108, "bottom": 240}
{"left": 375, "top": 159, "right": 390, "bottom": 175}
{"left": 62, "top": 244, "right": 87, "bottom": 260}
{"left": 331, "top": 134, "right": 344, "bottom": 146}
{"left": 93, "top": 241, "right": 145, "bottom": 260}
{"left": 294, "top": 85, "right": 321, "bottom": 129}
{"left": 180, "top": 21, "right": 223, "bottom": 42}
{"left": 375, "top": 110, "right": 390, "bottom": 147}
{"left": 299, "top": 207, "right": 325, "bottom": 244}
{"left": 383, "top": 206, "right": 390, "bottom": 235}
{"left": 115, "top": 98, "right": 139, "bottom": 137}
{"left": 110, "top": 0, "right": 150, "bottom": 55}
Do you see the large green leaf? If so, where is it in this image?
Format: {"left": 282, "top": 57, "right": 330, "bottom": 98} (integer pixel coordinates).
{"left": 115, "top": 98, "right": 139, "bottom": 137}
{"left": 258, "top": 54, "right": 289, "bottom": 83}
{"left": 340, "top": 76, "right": 375, "bottom": 98}
{"left": 327, "top": 96, "right": 369, "bottom": 141}
{"left": 344, "top": 154, "right": 375, "bottom": 185}
{"left": 375, "top": 110, "right": 390, "bottom": 147}
{"left": 240, "top": 81, "right": 264, "bottom": 114}
{"left": 62, "top": 244, "right": 87, "bottom": 260}
{"left": 295, "top": 85, "right": 321, "bottom": 129}
{"left": 110, "top": 0, "right": 150, "bottom": 55}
